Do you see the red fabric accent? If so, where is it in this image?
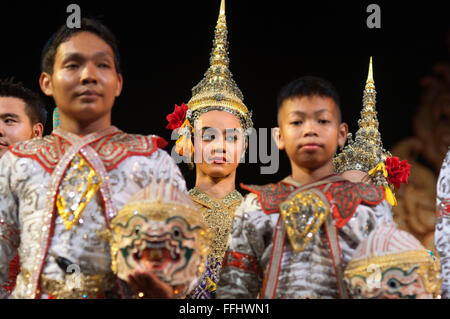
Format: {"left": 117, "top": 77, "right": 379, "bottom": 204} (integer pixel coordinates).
{"left": 437, "top": 199, "right": 450, "bottom": 218}
{"left": 9, "top": 135, "right": 68, "bottom": 174}
{"left": 324, "top": 181, "right": 385, "bottom": 229}
{"left": 222, "top": 251, "right": 259, "bottom": 274}
{"left": 240, "top": 182, "right": 297, "bottom": 214}
{"left": 2, "top": 254, "right": 20, "bottom": 295}
{"left": 152, "top": 136, "right": 168, "bottom": 149}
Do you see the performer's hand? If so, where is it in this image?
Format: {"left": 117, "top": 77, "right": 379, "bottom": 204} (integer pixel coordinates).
{"left": 127, "top": 272, "right": 174, "bottom": 299}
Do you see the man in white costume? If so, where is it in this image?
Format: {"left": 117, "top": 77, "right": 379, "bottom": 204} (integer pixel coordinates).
{"left": 0, "top": 18, "right": 186, "bottom": 299}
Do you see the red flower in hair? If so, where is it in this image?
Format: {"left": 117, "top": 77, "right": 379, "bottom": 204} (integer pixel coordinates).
{"left": 385, "top": 156, "right": 411, "bottom": 188}
{"left": 166, "top": 103, "right": 188, "bottom": 130}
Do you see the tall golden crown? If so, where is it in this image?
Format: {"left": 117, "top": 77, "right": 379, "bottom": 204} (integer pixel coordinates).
{"left": 333, "top": 57, "right": 391, "bottom": 181}
{"left": 187, "top": 0, "right": 252, "bottom": 129}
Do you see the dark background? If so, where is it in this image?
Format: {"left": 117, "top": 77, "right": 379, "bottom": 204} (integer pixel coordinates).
{"left": 0, "top": 0, "right": 448, "bottom": 189}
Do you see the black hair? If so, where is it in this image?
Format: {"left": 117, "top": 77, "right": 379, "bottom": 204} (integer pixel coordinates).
{"left": 0, "top": 78, "right": 47, "bottom": 128}
{"left": 41, "top": 17, "right": 121, "bottom": 75}
{"left": 276, "top": 76, "right": 342, "bottom": 123}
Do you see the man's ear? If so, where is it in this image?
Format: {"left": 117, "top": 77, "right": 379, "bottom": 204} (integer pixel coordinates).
{"left": 272, "top": 127, "right": 285, "bottom": 150}
{"left": 338, "top": 122, "right": 349, "bottom": 149}
{"left": 115, "top": 73, "right": 123, "bottom": 97}
{"left": 39, "top": 72, "right": 53, "bottom": 97}
{"left": 32, "top": 123, "right": 44, "bottom": 138}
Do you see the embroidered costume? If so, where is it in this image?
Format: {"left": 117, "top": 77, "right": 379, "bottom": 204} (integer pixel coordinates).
{"left": 187, "top": 188, "right": 243, "bottom": 298}
{"left": 217, "top": 59, "right": 404, "bottom": 299}
{"left": 435, "top": 148, "right": 450, "bottom": 298}
{"left": 0, "top": 126, "right": 187, "bottom": 298}
{"left": 216, "top": 176, "right": 393, "bottom": 298}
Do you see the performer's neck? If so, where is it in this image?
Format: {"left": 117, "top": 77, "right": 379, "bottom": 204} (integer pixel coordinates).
{"left": 57, "top": 114, "right": 112, "bottom": 136}
{"left": 290, "top": 160, "right": 335, "bottom": 185}
{"left": 195, "top": 169, "right": 236, "bottom": 200}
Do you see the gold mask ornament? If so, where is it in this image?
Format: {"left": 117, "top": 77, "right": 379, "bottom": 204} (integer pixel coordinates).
{"left": 107, "top": 177, "right": 212, "bottom": 297}
{"left": 345, "top": 222, "right": 441, "bottom": 299}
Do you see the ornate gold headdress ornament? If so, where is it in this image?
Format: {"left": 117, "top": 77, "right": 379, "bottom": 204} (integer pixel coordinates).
{"left": 333, "top": 57, "right": 390, "bottom": 174}
{"left": 333, "top": 57, "right": 411, "bottom": 205}
{"left": 166, "top": 0, "right": 253, "bottom": 157}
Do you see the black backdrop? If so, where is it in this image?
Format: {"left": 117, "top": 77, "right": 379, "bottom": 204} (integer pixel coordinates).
{"left": 0, "top": 0, "right": 448, "bottom": 189}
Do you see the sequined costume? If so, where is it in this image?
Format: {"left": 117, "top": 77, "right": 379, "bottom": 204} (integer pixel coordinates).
{"left": 216, "top": 176, "right": 394, "bottom": 298}
{"left": 187, "top": 187, "right": 243, "bottom": 298}
{"left": 435, "top": 148, "right": 450, "bottom": 298}
{"left": 0, "top": 126, "right": 187, "bottom": 298}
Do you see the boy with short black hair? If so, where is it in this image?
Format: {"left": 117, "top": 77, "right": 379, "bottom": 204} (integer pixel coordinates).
{"left": 216, "top": 75, "right": 393, "bottom": 298}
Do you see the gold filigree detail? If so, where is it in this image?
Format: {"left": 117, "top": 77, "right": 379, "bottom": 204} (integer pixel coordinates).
{"left": 56, "top": 154, "right": 102, "bottom": 230}
{"left": 333, "top": 57, "right": 392, "bottom": 182}
{"left": 279, "top": 189, "right": 330, "bottom": 254}
{"left": 189, "top": 187, "right": 243, "bottom": 264}
{"left": 21, "top": 268, "right": 116, "bottom": 299}
{"left": 187, "top": 0, "right": 252, "bottom": 130}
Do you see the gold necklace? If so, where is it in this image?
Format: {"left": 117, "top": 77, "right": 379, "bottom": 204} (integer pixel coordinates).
{"left": 189, "top": 187, "right": 243, "bottom": 263}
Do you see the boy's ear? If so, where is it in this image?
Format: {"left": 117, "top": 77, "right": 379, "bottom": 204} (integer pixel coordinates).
{"left": 39, "top": 72, "right": 53, "bottom": 97}
{"left": 337, "top": 122, "right": 349, "bottom": 149}
{"left": 272, "top": 127, "right": 285, "bottom": 150}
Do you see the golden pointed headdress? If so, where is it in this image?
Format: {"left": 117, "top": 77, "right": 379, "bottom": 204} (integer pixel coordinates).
{"left": 333, "top": 57, "right": 392, "bottom": 178}
{"left": 167, "top": 0, "right": 253, "bottom": 158}
{"left": 187, "top": 0, "right": 252, "bottom": 129}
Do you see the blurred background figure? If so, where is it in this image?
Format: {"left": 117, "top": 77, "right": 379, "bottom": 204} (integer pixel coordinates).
{"left": 391, "top": 49, "right": 450, "bottom": 251}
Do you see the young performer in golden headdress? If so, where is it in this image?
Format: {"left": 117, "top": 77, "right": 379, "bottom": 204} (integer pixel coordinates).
{"left": 166, "top": 0, "right": 253, "bottom": 299}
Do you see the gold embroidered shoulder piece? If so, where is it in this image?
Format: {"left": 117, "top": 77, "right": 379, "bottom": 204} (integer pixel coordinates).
{"left": 9, "top": 131, "right": 167, "bottom": 173}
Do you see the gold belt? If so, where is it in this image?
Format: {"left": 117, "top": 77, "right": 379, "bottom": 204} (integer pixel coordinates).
{"left": 22, "top": 269, "right": 117, "bottom": 299}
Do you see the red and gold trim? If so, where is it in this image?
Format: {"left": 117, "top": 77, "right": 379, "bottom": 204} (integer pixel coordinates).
{"left": 324, "top": 181, "right": 385, "bottom": 229}
{"left": 240, "top": 182, "right": 297, "bottom": 214}
{"left": 9, "top": 127, "right": 167, "bottom": 173}
{"left": 222, "top": 251, "right": 260, "bottom": 275}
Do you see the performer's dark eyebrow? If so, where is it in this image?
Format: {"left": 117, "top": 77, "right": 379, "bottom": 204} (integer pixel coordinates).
{"left": 225, "top": 128, "right": 240, "bottom": 134}
{"left": 201, "top": 127, "right": 240, "bottom": 135}
{"left": 0, "top": 113, "right": 19, "bottom": 119}
{"left": 201, "top": 126, "right": 217, "bottom": 132}
{"left": 61, "top": 51, "right": 114, "bottom": 63}
{"left": 288, "top": 109, "right": 329, "bottom": 116}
